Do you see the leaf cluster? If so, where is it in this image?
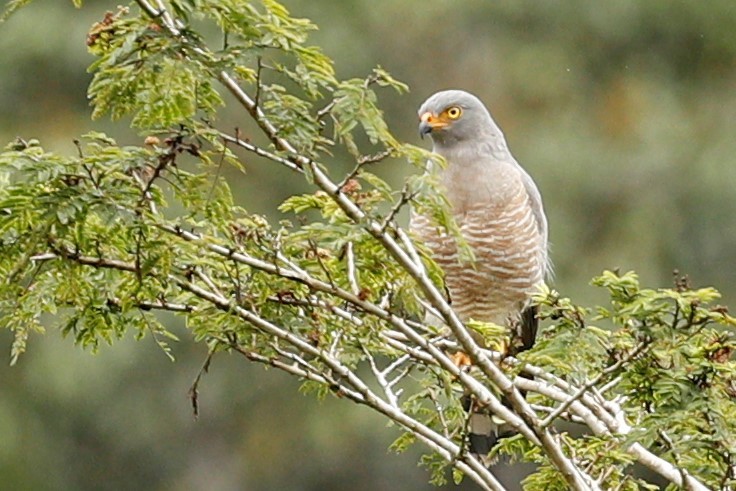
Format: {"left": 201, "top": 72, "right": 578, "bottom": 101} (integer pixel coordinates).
{"left": 529, "top": 271, "right": 736, "bottom": 489}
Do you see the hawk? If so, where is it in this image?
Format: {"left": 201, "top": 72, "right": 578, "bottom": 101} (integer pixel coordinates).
{"left": 410, "top": 89, "right": 550, "bottom": 462}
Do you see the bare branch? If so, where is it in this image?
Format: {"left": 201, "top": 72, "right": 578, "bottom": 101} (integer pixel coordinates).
{"left": 540, "top": 340, "right": 649, "bottom": 428}
{"left": 218, "top": 131, "right": 302, "bottom": 173}
{"left": 519, "top": 362, "right": 711, "bottom": 491}
{"left": 345, "top": 241, "right": 360, "bottom": 296}
{"left": 193, "top": 268, "right": 224, "bottom": 298}
{"left": 161, "top": 224, "right": 538, "bottom": 445}
{"left": 336, "top": 148, "right": 393, "bottom": 191}
{"left": 362, "top": 344, "right": 399, "bottom": 408}
{"left": 113, "top": 296, "right": 194, "bottom": 313}
{"left": 170, "top": 275, "right": 507, "bottom": 491}
{"left": 380, "top": 184, "right": 416, "bottom": 232}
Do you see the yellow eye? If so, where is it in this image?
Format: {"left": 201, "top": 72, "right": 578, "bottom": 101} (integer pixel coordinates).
{"left": 446, "top": 106, "right": 462, "bottom": 119}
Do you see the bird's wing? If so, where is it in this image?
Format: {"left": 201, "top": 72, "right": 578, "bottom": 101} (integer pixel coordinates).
{"left": 515, "top": 162, "right": 551, "bottom": 277}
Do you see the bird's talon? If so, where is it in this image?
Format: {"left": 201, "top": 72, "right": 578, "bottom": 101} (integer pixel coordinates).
{"left": 450, "top": 351, "right": 472, "bottom": 368}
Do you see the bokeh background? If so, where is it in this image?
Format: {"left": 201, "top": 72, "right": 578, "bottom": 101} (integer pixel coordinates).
{"left": 1, "top": 1, "right": 736, "bottom": 489}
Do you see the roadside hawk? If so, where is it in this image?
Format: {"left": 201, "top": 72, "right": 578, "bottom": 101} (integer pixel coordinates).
{"left": 410, "top": 89, "right": 550, "bottom": 462}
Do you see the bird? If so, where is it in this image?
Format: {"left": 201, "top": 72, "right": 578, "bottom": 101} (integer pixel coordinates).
{"left": 410, "top": 89, "right": 550, "bottom": 464}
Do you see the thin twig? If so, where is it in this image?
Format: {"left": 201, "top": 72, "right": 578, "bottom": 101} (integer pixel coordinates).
{"left": 254, "top": 56, "right": 263, "bottom": 108}
{"left": 307, "top": 238, "right": 335, "bottom": 287}
{"left": 427, "top": 387, "right": 452, "bottom": 439}
{"left": 189, "top": 346, "right": 215, "bottom": 419}
{"left": 204, "top": 134, "right": 229, "bottom": 206}
{"left": 380, "top": 184, "right": 416, "bottom": 232}
{"left": 540, "top": 341, "right": 649, "bottom": 428}
{"left": 194, "top": 268, "right": 224, "bottom": 298}
{"left": 316, "top": 100, "right": 336, "bottom": 120}
{"left": 362, "top": 345, "right": 399, "bottom": 408}
{"left": 336, "top": 148, "right": 393, "bottom": 191}
{"left": 219, "top": 131, "right": 302, "bottom": 173}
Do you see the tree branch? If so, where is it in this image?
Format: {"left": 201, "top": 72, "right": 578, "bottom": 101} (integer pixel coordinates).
{"left": 540, "top": 340, "right": 649, "bottom": 428}
{"left": 66, "top": 5, "right": 714, "bottom": 490}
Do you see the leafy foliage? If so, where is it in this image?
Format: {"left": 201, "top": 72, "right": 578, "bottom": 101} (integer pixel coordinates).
{"left": 1, "top": 1, "right": 735, "bottom": 490}
{"left": 529, "top": 272, "right": 736, "bottom": 489}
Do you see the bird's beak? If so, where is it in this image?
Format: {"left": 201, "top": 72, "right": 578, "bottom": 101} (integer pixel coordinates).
{"left": 419, "top": 111, "right": 444, "bottom": 138}
{"left": 419, "top": 122, "right": 432, "bottom": 139}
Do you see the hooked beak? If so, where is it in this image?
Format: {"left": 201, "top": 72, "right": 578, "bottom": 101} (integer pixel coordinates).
{"left": 419, "top": 121, "right": 433, "bottom": 138}
{"left": 418, "top": 111, "right": 444, "bottom": 139}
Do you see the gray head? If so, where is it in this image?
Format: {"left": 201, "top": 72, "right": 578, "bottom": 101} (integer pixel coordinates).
{"left": 417, "top": 90, "right": 503, "bottom": 147}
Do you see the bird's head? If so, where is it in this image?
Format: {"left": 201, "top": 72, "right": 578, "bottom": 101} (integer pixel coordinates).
{"left": 417, "top": 90, "right": 496, "bottom": 146}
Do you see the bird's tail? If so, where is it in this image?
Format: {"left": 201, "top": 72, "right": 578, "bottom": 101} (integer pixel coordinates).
{"left": 464, "top": 395, "right": 516, "bottom": 466}
{"left": 466, "top": 304, "right": 538, "bottom": 465}
{"left": 468, "top": 411, "right": 499, "bottom": 466}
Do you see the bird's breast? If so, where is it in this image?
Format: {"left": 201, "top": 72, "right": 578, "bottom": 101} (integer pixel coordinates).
{"left": 410, "top": 184, "right": 546, "bottom": 323}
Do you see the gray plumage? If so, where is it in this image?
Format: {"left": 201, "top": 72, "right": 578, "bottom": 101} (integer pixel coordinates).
{"left": 411, "top": 89, "right": 550, "bottom": 463}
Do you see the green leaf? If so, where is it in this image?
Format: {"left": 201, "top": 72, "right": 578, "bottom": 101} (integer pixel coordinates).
{"left": 0, "top": 0, "right": 33, "bottom": 22}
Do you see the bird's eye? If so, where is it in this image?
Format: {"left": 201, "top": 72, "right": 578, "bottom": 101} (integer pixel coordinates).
{"left": 446, "top": 107, "right": 462, "bottom": 119}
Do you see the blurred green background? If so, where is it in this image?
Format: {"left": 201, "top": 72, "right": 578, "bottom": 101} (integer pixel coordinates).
{"left": 1, "top": 1, "right": 735, "bottom": 489}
